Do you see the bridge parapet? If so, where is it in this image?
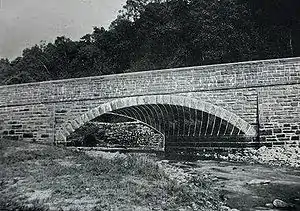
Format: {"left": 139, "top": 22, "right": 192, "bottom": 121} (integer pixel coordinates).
{"left": 0, "top": 57, "right": 299, "bottom": 107}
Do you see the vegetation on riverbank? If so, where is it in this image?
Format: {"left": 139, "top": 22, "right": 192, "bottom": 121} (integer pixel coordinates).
{"left": 0, "top": 139, "right": 221, "bottom": 210}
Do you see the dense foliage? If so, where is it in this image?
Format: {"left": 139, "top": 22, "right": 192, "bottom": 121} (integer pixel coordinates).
{"left": 1, "top": 0, "right": 299, "bottom": 85}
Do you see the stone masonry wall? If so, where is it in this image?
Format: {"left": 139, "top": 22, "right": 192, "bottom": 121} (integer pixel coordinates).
{"left": 258, "top": 84, "right": 300, "bottom": 146}
{"left": 0, "top": 57, "right": 299, "bottom": 146}
{"left": 0, "top": 99, "right": 111, "bottom": 143}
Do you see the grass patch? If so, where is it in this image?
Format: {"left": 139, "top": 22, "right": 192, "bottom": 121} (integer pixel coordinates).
{"left": 0, "top": 197, "right": 49, "bottom": 211}
{"left": 0, "top": 139, "right": 221, "bottom": 210}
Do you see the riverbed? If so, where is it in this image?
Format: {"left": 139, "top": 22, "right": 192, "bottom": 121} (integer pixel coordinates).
{"left": 161, "top": 158, "right": 300, "bottom": 211}
{"left": 84, "top": 148, "right": 300, "bottom": 211}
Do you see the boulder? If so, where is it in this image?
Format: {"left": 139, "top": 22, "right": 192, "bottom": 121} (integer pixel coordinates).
{"left": 246, "top": 179, "right": 271, "bottom": 185}
{"left": 273, "top": 199, "right": 289, "bottom": 208}
{"left": 265, "top": 203, "right": 274, "bottom": 208}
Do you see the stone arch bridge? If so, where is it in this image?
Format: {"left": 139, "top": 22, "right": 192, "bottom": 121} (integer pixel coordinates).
{"left": 0, "top": 57, "right": 300, "bottom": 151}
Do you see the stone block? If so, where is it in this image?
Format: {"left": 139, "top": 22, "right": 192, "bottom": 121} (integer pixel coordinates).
{"left": 273, "top": 128, "right": 282, "bottom": 133}
{"left": 23, "top": 133, "right": 34, "bottom": 138}
{"left": 55, "top": 132, "right": 66, "bottom": 142}
{"left": 71, "top": 121, "right": 80, "bottom": 130}
{"left": 41, "top": 134, "right": 49, "bottom": 138}
{"left": 12, "top": 125, "right": 22, "bottom": 129}
{"left": 261, "top": 129, "right": 273, "bottom": 135}
{"left": 66, "top": 124, "right": 74, "bottom": 133}
{"left": 91, "top": 108, "right": 100, "bottom": 117}
{"left": 87, "top": 111, "right": 95, "bottom": 120}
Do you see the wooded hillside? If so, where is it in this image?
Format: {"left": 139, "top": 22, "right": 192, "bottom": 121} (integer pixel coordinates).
{"left": 1, "top": 0, "right": 299, "bottom": 85}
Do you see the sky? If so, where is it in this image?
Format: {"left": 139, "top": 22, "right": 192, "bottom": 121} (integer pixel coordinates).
{"left": 0, "top": 0, "right": 126, "bottom": 60}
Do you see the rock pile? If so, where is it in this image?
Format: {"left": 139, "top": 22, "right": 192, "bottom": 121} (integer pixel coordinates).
{"left": 68, "top": 121, "right": 163, "bottom": 150}
{"left": 226, "top": 145, "right": 300, "bottom": 168}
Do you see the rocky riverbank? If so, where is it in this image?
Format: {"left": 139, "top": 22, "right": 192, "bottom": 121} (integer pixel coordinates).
{"left": 224, "top": 145, "right": 300, "bottom": 168}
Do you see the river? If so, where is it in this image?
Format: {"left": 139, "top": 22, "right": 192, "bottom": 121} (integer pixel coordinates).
{"left": 160, "top": 157, "right": 300, "bottom": 211}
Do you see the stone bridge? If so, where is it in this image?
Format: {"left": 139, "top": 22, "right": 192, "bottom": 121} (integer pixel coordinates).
{"left": 0, "top": 57, "right": 300, "bottom": 151}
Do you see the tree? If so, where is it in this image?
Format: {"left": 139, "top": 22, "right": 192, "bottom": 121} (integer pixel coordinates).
{"left": 5, "top": 45, "right": 51, "bottom": 84}
{"left": 1, "top": 0, "right": 299, "bottom": 84}
{"left": 0, "top": 58, "right": 14, "bottom": 85}
{"left": 246, "top": 0, "right": 300, "bottom": 57}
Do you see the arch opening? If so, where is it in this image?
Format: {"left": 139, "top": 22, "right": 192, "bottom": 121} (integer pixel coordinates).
{"left": 58, "top": 95, "right": 257, "bottom": 151}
